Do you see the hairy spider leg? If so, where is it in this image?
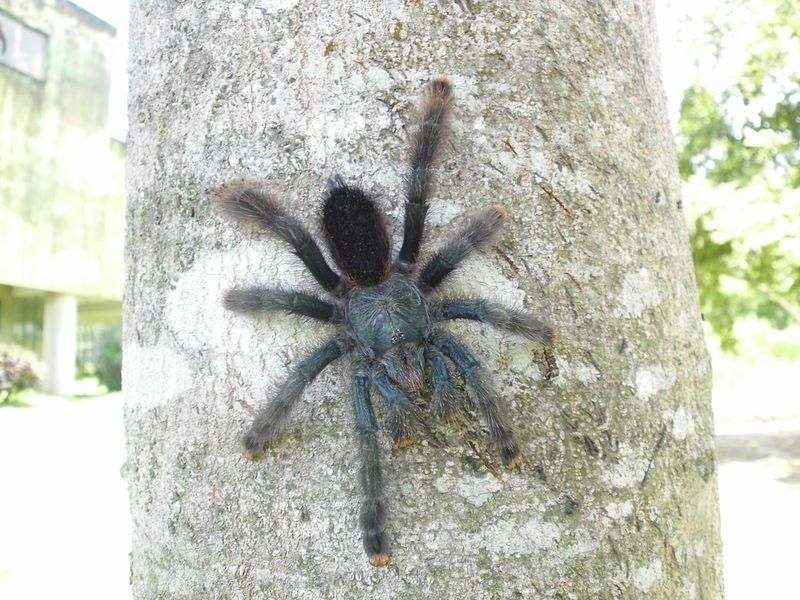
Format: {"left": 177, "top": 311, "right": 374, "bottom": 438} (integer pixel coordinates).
{"left": 216, "top": 182, "right": 347, "bottom": 295}
{"left": 241, "top": 336, "right": 351, "bottom": 458}
{"left": 434, "top": 331, "right": 522, "bottom": 468}
{"left": 322, "top": 181, "right": 391, "bottom": 287}
{"left": 224, "top": 287, "right": 344, "bottom": 323}
{"left": 424, "top": 346, "right": 462, "bottom": 419}
{"left": 418, "top": 205, "right": 508, "bottom": 293}
{"left": 398, "top": 76, "right": 454, "bottom": 266}
{"left": 371, "top": 367, "right": 420, "bottom": 445}
{"left": 353, "top": 372, "right": 390, "bottom": 566}
{"left": 433, "top": 299, "right": 555, "bottom": 345}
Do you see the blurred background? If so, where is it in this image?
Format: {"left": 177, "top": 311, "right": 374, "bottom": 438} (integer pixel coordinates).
{"left": 0, "top": 1, "right": 796, "bottom": 598}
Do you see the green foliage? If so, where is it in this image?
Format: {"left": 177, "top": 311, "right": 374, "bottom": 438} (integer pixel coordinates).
{"left": 679, "top": 0, "right": 800, "bottom": 187}
{"left": 678, "top": 0, "right": 800, "bottom": 351}
{"left": 94, "top": 326, "right": 122, "bottom": 392}
{"left": 0, "top": 344, "right": 42, "bottom": 402}
{"left": 689, "top": 216, "right": 737, "bottom": 348}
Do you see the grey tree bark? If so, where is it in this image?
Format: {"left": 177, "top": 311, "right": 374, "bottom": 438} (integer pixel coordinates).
{"left": 124, "top": 1, "right": 724, "bottom": 598}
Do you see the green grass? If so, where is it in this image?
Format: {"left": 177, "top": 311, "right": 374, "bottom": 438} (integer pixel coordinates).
{"left": 0, "top": 377, "right": 121, "bottom": 410}
{"left": 0, "top": 393, "right": 34, "bottom": 409}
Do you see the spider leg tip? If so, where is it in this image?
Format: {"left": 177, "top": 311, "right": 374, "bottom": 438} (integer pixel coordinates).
{"left": 368, "top": 553, "right": 390, "bottom": 567}
{"left": 492, "top": 204, "right": 510, "bottom": 220}
{"left": 240, "top": 437, "right": 262, "bottom": 460}
{"left": 222, "top": 289, "right": 236, "bottom": 310}
{"left": 506, "top": 454, "right": 524, "bottom": 470}
{"left": 214, "top": 180, "right": 244, "bottom": 205}
{"left": 423, "top": 76, "right": 454, "bottom": 107}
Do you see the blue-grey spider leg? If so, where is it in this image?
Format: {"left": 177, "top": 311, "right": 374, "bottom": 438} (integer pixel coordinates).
{"left": 424, "top": 346, "right": 462, "bottom": 419}
{"left": 397, "top": 77, "right": 453, "bottom": 267}
{"left": 353, "top": 371, "right": 389, "bottom": 566}
{"left": 433, "top": 331, "right": 522, "bottom": 468}
{"left": 432, "top": 299, "right": 556, "bottom": 345}
{"left": 223, "top": 287, "right": 344, "bottom": 323}
{"left": 418, "top": 205, "right": 508, "bottom": 293}
{"left": 241, "top": 336, "right": 352, "bottom": 458}
{"left": 371, "top": 368, "right": 420, "bottom": 445}
{"left": 216, "top": 182, "right": 348, "bottom": 295}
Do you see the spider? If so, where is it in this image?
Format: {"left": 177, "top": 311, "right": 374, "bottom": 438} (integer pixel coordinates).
{"left": 217, "top": 77, "right": 555, "bottom": 567}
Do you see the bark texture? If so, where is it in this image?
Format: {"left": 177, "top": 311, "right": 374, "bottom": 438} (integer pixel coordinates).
{"left": 124, "top": 1, "right": 724, "bottom": 598}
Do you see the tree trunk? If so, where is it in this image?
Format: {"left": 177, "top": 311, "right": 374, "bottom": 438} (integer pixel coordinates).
{"left": 124, "top": 1, "right": 724, "bottom": 598}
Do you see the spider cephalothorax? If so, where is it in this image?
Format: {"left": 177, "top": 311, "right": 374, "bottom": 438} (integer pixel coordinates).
{"left": 217, "top": 77, "right": 555, "bottom": 567}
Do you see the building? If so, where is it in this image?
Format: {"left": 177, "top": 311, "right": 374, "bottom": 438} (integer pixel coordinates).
{"left": 0, "top": 0, "right": 124, "bottom": 394}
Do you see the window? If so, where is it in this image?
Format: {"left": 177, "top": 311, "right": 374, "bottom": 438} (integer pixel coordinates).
{"left": 0, "top": 12, "right": 47, "bottom": 81}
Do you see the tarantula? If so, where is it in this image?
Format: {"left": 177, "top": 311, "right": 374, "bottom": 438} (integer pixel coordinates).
{"left": 217, "top": 77, "right": 555, "bottom": 567}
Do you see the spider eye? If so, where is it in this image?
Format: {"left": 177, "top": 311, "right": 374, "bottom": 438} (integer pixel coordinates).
{"left": 322, "top": 183, "right": 391, "bottom": 287}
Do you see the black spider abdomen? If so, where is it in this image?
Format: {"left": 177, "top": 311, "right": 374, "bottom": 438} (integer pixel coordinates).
{"left": 348, "top": 276, "right": 427, "bottom": 355}
{"left": 322, "top": 184, "right": 391, "bottom": 287}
